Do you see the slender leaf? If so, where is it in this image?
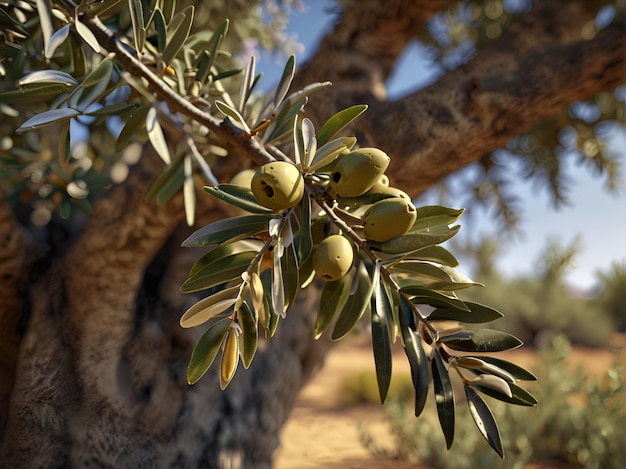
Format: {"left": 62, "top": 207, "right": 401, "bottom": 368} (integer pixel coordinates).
{"left": 401, "top": 286, "right": 470, "bottom": 312}
{"left": 219, "top": 327, "right": 239, "bottom": 390}
{"left": 187, "top": 317, "right": 231, "bottom": 384}
{"left": 441, "top": 329, "right": 523, "bottom": 352}
{"left": 86, "top": 102, "right": 139, "bottom": 117}
{"left": 153, "top": 8, "right": 167, "bottom": 51}
{"left": 203, "top": 184, "right": 273, "bottom": 214}
{"left": 128, "top": 0, "right": 145, "bottom": 53}
{"left": 180, "top": 283, "right": 241, "bottom": 328}
{"left": 281, "top": 241, "right": 299, "bottom": 309}
{"left": 371, "top": 274, "right": 393, "bottom": 404}
{"left": 19, "top": 70, "right": 78, "bottom": 87}
{"left": 468, "top": 374, "right": 512, "bottom": 398}
{"left": 16, "top": 108, "right": 80, "bottom": 134}
{"left": 473, "top": 382, "right": 538, "bottom": 406}
{"left": 215, "top": 100, "right": 250, "bottom": 131}
{"left": 188, "top": 241, "right": 260, "bottom": 277}
{"left": 308, "top": 137, "right": 356, "bottom": 173}
{"left": 116, "top": 106, "right": 149, "bottom": 151}
{"left": 155, "top": 159, "right": 184, "bottom": 204}
{"left": 474, "top": 356, "right": 537, "bottom": 381}
{"left": 273, "top": 54, "right": 295, "bottom": 108}
{"left": 432, "top": 349, "right": 455, "bottom": 449}
{"left": 238, "top": 55, "right": 256, "bottom": 113}
{"left": 182, "top": 214, "right": 273, "bottom": 247}
{"left": 74, "top": 18, "right": 101, "bottom": 53}
{"left": 465, "top": 386, "right": 504, "bottom": 458}
{"left": 316, "top": 105, "right": 368, "bottom": 147}
{"left": 410, "top": 206, "right": 465, "bottom": 232}
{"left": 45, "top": 24, "right": 71, "bottom": 58}
{"left": 260, "top": 268, "right": 280, "bottom": 337}
{"left": 162, "top": 6, "right": 194, "bottom": 64}
{"left": 377, "top": 225, "right": 461, "bottom": 254}
{"left": 331, "top": 263, "right": 373, "bottom": 340}
{"left": 146, "top": 106, "right": 171, "bottom": 164}
{"left": 428, "top": 301, "right": 504, "bottom": 323}
{"left": 180, "top": 251, "right": 257, "bottom": 293}
{"left": 315, "top": 269, "right": 353, "bottom": 338}
{"left": 183, "top": 155, "right": 196, "bottom": 225}
{"left": 272, "top": 238, "right": 285, "bottom": 317}
{"left": 400, "top": 298, "right": 430, "bottom": 416}
{"left": 237, "top": 301, "right": 258, "bottom": 369}
{"left": 36, "top": 0, "right": 53, "bottom": 56}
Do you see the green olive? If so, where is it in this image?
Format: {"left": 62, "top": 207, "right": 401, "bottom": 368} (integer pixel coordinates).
{"left": 328, "top": 148, "right": 390, "bottom": 197}
{"left": 251, "top": 161, "right": 304, "bottom": 211}
{"left": 229, "top": 168, "right": 256, "bottom": 187}
{"left": 363, "top": 198, "right": 417, "bottom": 242}
{"left": 369, "top": 174, "right": 390, "bottom": 193}
{"left": 370, "top": 185, "right": 411, "bottom": 201}
{"left": 313, "top": 235, "right": 354, "bottom": 281}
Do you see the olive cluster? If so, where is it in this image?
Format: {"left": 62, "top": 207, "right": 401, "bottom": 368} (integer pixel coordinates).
{"left": 234, "top": 148, "right": 416, "bottom": 282}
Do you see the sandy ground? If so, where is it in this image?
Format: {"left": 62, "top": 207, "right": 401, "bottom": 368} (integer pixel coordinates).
{"left": 274, "top": 333, "right": 624, "bottom": 469}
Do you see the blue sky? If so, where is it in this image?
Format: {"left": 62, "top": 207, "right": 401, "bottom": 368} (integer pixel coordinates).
{"left": 255, "top": 1, "right": 626, "bottom": 290}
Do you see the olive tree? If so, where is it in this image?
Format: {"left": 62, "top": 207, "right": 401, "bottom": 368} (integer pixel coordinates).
{"left": 0, "top": 0, "right": 623, "bottom": 467}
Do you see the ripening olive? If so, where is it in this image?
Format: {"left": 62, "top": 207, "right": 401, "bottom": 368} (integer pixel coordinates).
{"left": 329, "top": 148, "right": 390, "bottom": 197}
{"left": 313, "top": 235, "right": 354, "bottom": 281}
{"left": 251, "top": 161, "right": 304, "bottom": 211}
{"left": 372, "top": 185, "right": 411, "bottom": 201}
{"left": 363, "top": 198, "right": 417, "bottom": 242}
{"left": 229, "top": 168, "right": 256, "bottom": 187}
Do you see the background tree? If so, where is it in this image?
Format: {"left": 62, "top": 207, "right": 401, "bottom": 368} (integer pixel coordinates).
{"left": 0, "top": 0, "right": 623, "bottom": 467}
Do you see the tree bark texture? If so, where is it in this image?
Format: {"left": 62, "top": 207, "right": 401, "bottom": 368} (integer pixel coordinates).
{"left": 1, "top": 1, "right": 623, "bottom": 467}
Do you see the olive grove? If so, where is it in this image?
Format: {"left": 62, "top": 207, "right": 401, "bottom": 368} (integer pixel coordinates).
{"left": 0, "top": 0, "right": 624, "bottom": 467}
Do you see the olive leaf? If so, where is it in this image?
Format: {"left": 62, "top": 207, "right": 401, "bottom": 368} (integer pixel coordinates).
{"left": 331, "top": 263, "right": 373, "bottom": 340}
{"left": 441, "top": 329, "right": 523, "bottom": 352}
{"left": 237, "top": 301, "right": 258, "bottom": 369}
{"left": 146, "top": 106, "right": 171, "bottom": 164}
{"left": 315, "top": 269, "right": 353, "bottom": 338}
{"left": 162, "top": 5, "right": 194, "bottom": 64}
{"left": 19, "top": 70, "right": 78, "bottom": 87}
{"left": 432, "top": 348, "right": 455, "bottom": 449}
{"left": 203, "top": 184, "right": 273, "bottom": 214}
{"left": 180, "top": 283, "right": 241, "bottom": 328}
{"left": 182, "top": 214, "right": 274, "bottom": 247}
{"left": 219, "top": 327, "right": 239, "bottom": 390}
{"left": 16, "top": 108, "right": 80, "bottom": 134}
{"left": 428, "top": 301, "right": 504, "bottom": 323}
{"left": 465, "top": 386, "right": 504, "bottom": 458}
{"left": 399, "top": 297, "right": 430, "bottom": 417}
{"left": 180, "top": 251, "right": 257, "bottom": 293}
{"left": 371, "top": 270, "right": 393, "bottom": 404}
{"left": 472, "top": 382, "right": 538, "bottom": 407}
{"left": 400, "top": 286, "right": 470, "bottom": 312}
{"left": 187, "top": 317, "right": 231, "bottom": 385}
{"left": 316, "top": 104, "right": 368, "bottom": 147}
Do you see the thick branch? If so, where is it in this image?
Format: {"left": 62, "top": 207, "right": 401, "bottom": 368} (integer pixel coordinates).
{"left": 358, "top": 12, "right": 625, "bottom": 196}
{"left": 291, "top": 0, "right": 456, "bottom": 126}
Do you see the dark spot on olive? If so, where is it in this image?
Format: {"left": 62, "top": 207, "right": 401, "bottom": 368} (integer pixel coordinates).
{"left": 332, "top": 171, "right": 341, "bottom": 183}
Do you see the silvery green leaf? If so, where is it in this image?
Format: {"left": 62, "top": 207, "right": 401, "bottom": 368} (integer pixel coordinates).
{"left": 432, "top": 349, "right": 455, "bottom": 449}
{"left": 301, "top": 118, "right": 316, "bottom": 167}
{"left": 74, "top": 18, "right": 101, "bottom": 53}
{"left": 441, "top": 329, "right": 523, "bottom": 352}
{"left": 315, "top": 105, "right": 367, "bottom": 147}
{"left": 81, "top": 59, "right": 113, "bottom": 88}
{"left": 371, "top": 269, "right": 392, "bottom": 404}
{"left": 308, "top": 137, "right": 356, "bottom": 173}
{"left": 238, "top": 55, "right": 256, "bottom": 113}
{"left": 237, "top": 301, "right": 257, "bottom": 369}
{"left": 400, "top": 285, "right": 470, "bottom": 312}
{"left": 331, "top": 263, "right": 373, "bottom": 340}
{"left": 116, "top": 106, "right": 149, "bottom": 151}
{"left": 180, "top": 284, "right": 241, "bottom": 328}
{"left": 428, "top": 301, "right": 503, "bottom": 323}
{"left": 315, "top": 269, "right": 353, "bottom": 339}
{"left": 468, "top": 374, "right": 512, "bottom": 398}
{"left": 36, "top": 0, "right": 53, "bottom": 57}
{"left": 153, "top": 8, "right": 167, "bottom": 52}
{"left": 273, "top": 54, "right": 295, "bottom": 109}
{"left": 146, "top": 106, "right": 171, "bottom": 164}
{"left": 187, "top": 144, "right": 216, "bottom": 185}
{"left": 474, "top": 356, "right": 537, "bottom": 381}
{"left": 215, "top": 100, "right": 250, "bottom": 131}
{"left": 376, "top": 225, "right": 461, "bottom": 254}
{"left": 473, "top": 382, "right": 538, "bottom": 407}
{"left": 180, "top": 251, "right": 257, "bottom": 293}
{"left": 203, "top": 184, "right": 272, "bottom": 214}
{"left": 272, "top": 239, "right": 286, "bottom": 317}
{"left": 465, "top": 386, "right": 504, "bottom": 458}
{"left": 182, "top": 214, "right": 274, "bottom": 247}
{"left": 400, "top": 297, "right": 430, "bottom": 417}
{"left": 183, "top": 155, "right": 195, "bottom": 226}
{"left": 187, "top": 317, "right": 231, "bottom": 384}
{"left": 410, "top": 206, "right": 465, "bottom": 232}
{"left": 128, "top": 0, "right": 145, "bottom": 53}
{"left": 45, "top": 24, "right": 71, "bottom": 59}
{"left": 162, "top": 5, "right": 194, "bottom": 64}
{"left": 16, "top": 108, "right": 80, "bottom": 134}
